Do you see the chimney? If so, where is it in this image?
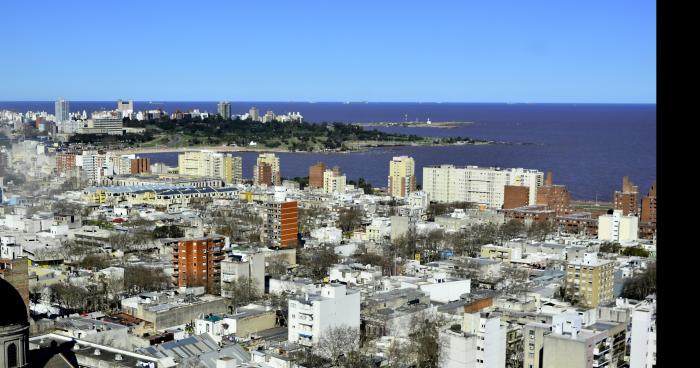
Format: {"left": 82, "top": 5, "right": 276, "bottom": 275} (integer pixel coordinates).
{"left": 545, "top": 172, "right": 553, "bottom": 186}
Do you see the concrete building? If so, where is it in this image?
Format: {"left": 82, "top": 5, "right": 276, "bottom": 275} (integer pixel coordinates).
{"left": 194, "top": 307, "right": 276, "bottom": 343}
{"left": 218, "top": 101, "right": 232, "bottom": 119}
{"left": 565, "top": 253, "right": 614, "bottom": 308}
{"left": 121, "top": 290, "right": 229, "bottom": 331}
{"left": 614, "top": 176, "right": 639, "bottom": 216}
{"left": 249, "top": 107, "right": 259, "bottom": 121}
{"left": 221, "top": 251, "right": 266, "bottom": 296}
{"left": 630, "top": 302, "right": 656, "bottom": 368}
{"left": 263, "top": 200, "right": 298, "bottom": 248}
{"left": 178, "top": 150, "right": 225, "bottom": 179}
{"left": 480, "top": 245, "right": 521, "bottom": 264}
{"left": 323, "top": 168, "right": 346, "bottom": 194}
{"left": 254, "top": 153, "right": 281, "bottom": 186}
{"left": 597, "top": 210, "right": 639, "bottom": 243}
{"left": 388, "top": 156, "right": 416, "bottom": 198}
{"left": 308, "top": 162, "right": 325, "bottom": 189}
{"left": 116, "top": 99, "right": 134, "bottom": 116}
{"left": 441, "top": 311, "right": 507, "bottom": 368}
{"left": 167, "top": 236, "right": 226, "bottom": 294}
{"left": 423, "top": 165, "right": 543, "bottom": 208}
{"left": 84, "top": 117, "right": 124, "bottom": 135}
{"left": 54, "top": 98, "right": 69, "bottom": 123}
{"left": 542, "top": 318, "right": 627, "bottom": 368}
{"left": 55, "top": 152, "right": 77, "bottom": 176}
{"left": 288, "top": 284, "right": 361, "bottom": 347}
{"left": 224, "top": 155, "right": 243, "bottom": 184}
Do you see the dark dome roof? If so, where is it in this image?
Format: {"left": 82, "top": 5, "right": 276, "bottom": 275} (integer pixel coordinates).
{"left": 0, "top": 278, "right": 28, "bottom": 326}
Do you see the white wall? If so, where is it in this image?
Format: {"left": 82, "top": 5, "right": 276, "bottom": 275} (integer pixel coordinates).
{"left": 419, "top": 279, "right": 471, "bottom": 303}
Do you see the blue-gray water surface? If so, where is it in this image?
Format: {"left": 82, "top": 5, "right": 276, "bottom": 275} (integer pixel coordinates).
{"left": 0, "top": 102, "right": 655, "bottom": 201}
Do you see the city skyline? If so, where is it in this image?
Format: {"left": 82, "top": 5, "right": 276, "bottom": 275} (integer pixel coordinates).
{"left": 1, "top": 0, "right": 655, "bottom": 103}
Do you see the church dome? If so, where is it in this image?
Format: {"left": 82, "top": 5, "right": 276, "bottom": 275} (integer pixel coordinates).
{"left": 0, "top": 278, "right": 28, "bottom": 327}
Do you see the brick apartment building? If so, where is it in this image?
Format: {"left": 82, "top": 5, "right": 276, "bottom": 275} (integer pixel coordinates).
{"left": 263, "top": 201, "right": 299, "bottom": 248}
{"left": 503, "top": 185, "right": 530, "bottom": 209}
{"left": 309, "top": 162, "right": 326, "bottom": 189}
{"left": 614, "top": 176, "right": 639, "bottom": 216}
{"left": 169, "top": 236, "right": 225, "bottom": 294}
{"left": 536, "top": 172, "right": 571, "bottom": 216}
{"left": 130, "top": 157, "right": 150, "bottom": 174}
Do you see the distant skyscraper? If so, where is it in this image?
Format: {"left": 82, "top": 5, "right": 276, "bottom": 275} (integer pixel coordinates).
{"left": 217, "top": 101, "right": 231, "bottom": 119}
{"left": 54, "top": 98, "right": 69, "bottom": 123}
{"left": 249, "top": 107, "right": 259, "bottom": 121}
{"left": 116, "top": 99, "right": 134, "bottom": 117}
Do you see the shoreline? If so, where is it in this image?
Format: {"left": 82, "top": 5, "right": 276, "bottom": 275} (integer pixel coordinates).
{"left": 358, "top": 121, "right": 474, "bottom": 129}
{"left": 113, "top": 139, "right": 499, "bottom": 155}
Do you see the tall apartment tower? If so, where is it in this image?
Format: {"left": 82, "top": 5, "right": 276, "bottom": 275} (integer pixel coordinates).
{"left": 323, "top": 168, "right": 346, "bottom": 194}
{"left": 223, "top": 155, "right": 243, "bottom": 184}
{"left": 564, "top": 253, "right": 614, "bottom": 308}
{"left": 254, "top": 153, "right": 280, "bottom": 186}
{"left": 388, "top": 156, "right": 416, "bottom": 198}
{"left": 217, "top": 101, "right": 231, "bottom": 119}
{"left": 55, "top": 152, "right": 77, "bottom": 176}
{"left": 263, "top": 200, "right": 299, "bottom": 248}
{"left": 309, "top": 162, "right": 326, "bottom": 188}
{"left": 169, "top": 236, "right": 226, "bottom": 294}
{"left": 249, "top": 107, "right": 259, "bottom": 121}
{"left": 441, "top": 311, "right": 507, "bottom": 368}
{"left": 535, "top": 172, "right": 571, "bottom": 216}
{"left": 54, "top": 98, "right": 70, "bottom": 123}
{"left": 640, "top": 181, "right": 656, "bottom": 226}
{"left": 614, "top": 176, "right": 639, "bottom": 216}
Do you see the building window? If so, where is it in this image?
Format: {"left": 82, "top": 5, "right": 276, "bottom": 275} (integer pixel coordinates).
{"left": 7, "top": 342, "right": 18, "bottom": 367}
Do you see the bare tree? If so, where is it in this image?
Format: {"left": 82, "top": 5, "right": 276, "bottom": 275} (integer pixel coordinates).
{"left": 223, "top": 276, "right": 263, "bottom": 309}
{"left": 337, "top": 206, "right": 363, "bottom": 233}
{"left": 313, "top": 325, "right": 361, "bottom": 365}
{"left": 406, "top": 310, "right": 449, "bottom": 368}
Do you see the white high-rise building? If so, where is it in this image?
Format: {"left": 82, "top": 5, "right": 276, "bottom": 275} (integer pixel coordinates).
{"left": 288, "top": 284, "right": 361, "bottom": 347}
{"left": 323, "top": 169, "right": 346, "bottom": 194}
{"left": 441, "top": 311, "right": 507, "bottom": 368}
{"left": 81, "top": 151, "right": 107, "bottom": 184}
{"left": 598, "top": 210, "right": 639, "bottom": 243}
{"left": 630, "top": 301, "right": 656, "bottom": 368}
{"left": 422, "top": 165, "right": 544, "bottom": 208}
{"left": 55, "top": 98, "right": 69, "bottom": 123}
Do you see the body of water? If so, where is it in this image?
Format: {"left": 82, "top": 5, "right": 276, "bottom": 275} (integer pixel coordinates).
{"left": 0, "top": 101, "right": 656, "bottom": 201}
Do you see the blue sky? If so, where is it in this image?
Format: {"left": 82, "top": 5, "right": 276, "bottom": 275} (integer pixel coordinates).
{"left": 0, "top": 0, "right": 655, "bottom": 102}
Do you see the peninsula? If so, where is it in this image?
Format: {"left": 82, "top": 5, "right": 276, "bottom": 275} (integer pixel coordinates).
{"left": 68, "top": 116, "right": 495, "bottom": 153}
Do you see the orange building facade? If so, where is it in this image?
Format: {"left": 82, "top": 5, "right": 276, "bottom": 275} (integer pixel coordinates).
{"left": 264, "top": 201, "right": 299, "bottom": 248}
{"left": 170, "top": 236, "right": 225, "bottom": 294}
{"left": 130, "top": 157, "right": 150, "bottom": 174}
